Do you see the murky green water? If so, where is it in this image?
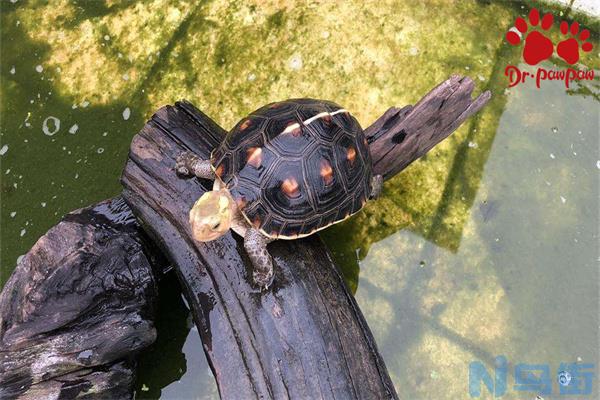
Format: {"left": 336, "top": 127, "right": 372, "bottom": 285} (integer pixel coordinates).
{"left": 1, "top": 1, "right": 598, "bottom": 399}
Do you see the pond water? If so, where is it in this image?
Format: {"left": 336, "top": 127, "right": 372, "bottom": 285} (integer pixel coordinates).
{"left": 1, "top": 1, "right": 598, "bottom": 399}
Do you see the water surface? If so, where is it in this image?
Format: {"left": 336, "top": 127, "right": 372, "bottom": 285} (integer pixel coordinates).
{"left": 1, "top": 1, "right": 598, "bottom": 399}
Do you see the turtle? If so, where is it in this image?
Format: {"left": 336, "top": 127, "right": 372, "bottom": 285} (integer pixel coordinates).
{"left": 175, "top": 98, "right": 383, "bottom": 289}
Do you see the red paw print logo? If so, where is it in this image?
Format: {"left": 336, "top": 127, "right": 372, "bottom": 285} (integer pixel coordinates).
{"left": 503, "top": 9, "right": 595, "bottom": 89}
{"left": 556, "top": 21, "right": 593, "bottom": 64}
{"left": 506, "top": 8, "right": 554, "bottom": 66}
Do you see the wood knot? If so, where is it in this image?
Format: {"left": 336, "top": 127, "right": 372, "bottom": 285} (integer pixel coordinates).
{"left": 392, "top": 129, "right": 407, "bottom": 144}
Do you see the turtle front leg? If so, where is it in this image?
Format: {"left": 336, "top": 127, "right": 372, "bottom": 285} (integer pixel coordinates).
{"left": 369, "top": 174, "right": 384, "bottom": 199}
{"left": 243, "top": 227, "right": 274, "bottom": 290}
{"left": 175, "top": 151, "right": 215, "bottom": 180}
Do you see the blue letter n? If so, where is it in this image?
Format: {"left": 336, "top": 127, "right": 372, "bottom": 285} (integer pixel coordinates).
{"left": 469, "top": 355, "right": 508, "bottom": 397}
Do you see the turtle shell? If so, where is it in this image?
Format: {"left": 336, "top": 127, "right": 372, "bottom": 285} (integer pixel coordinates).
{"left": 211, "top": 98, "right": 372, "bottom": 239}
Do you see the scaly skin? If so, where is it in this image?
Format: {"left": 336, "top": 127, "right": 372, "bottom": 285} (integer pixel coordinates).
{"left": 243, "top": 227, "right": 275, "bottom": 289}
{"left": 176, "top": 151, "right": 215, "bottom": 180}
{"left": 176, "top": 151, "right": 275, "bottom": 289}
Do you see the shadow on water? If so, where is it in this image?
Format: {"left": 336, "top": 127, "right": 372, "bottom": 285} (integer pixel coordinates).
{"left": 135, "top": 273, "right": 189, "bottom": 399}
{"left": 63, "top": 0, "right": 139, "bottom": 29}
{"left": 0, "top": 5, "right": 145, "bottom": 282}
{"left": 1, "top": 1, "right": 598, "bottom": 399}
{"left": 351, "top": 34, "right": 598, "bottom": 400}
{"left": 322, "top": 1, "right": 599, "bottom": 295}
{"left": 1, "top": 2, "right": 220, "bottom": 397}
{"left": 321, "top": 5, "right": 598, "bottom": 396}
{"left": 322, "top": 29, "right": 517, "bottom": 294}
{"left": 0, "top": 0, "right": 208, "bottom": 280}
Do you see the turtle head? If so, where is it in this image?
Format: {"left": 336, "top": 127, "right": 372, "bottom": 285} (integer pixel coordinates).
{"left": 189, "top": 189, "right": 233, "bottom": 241}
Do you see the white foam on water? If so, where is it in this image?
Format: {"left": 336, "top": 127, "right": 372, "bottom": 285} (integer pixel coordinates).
{"left": 42, "top": 116, "right": 60, "bottom": 136}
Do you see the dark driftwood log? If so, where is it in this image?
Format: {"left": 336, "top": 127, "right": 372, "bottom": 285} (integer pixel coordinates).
{"left": 121, "top": 75, "right": 489, "bottom": 399}
{"left": 366, "top": 75, "right": 491, "bottom": 179}
{"left": 0, "top": 197, "right": 158, "bottom": 399}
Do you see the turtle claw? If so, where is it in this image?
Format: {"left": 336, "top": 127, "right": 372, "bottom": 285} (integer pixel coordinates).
{"left": 176, "top": 151, "right": 216, "bottom": 180}
{"left": 176, "top": 165, "right": 190, "bottom": 176}
{"left": 175, "top": 152, "right": 197, "bottom": 177}
{"left": 369, "top": 174, "right": 384, "bottom": 200}
{"left": 253, "top": 268, "right": 274, "bottom": 291}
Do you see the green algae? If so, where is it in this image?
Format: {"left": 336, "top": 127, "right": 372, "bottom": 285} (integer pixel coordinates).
{"left": 1, "top": 0, "right": 598, "bottom": 399}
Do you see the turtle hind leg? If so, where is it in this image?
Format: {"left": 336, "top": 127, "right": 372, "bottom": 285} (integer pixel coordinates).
{"left": 369, "top": 174, "right": 384, "bottom": 200}
{"left": 175, "top": 151, "right": 215, "bottom": 180}
{"left": 243, "top": 227, "right": 274, "bottom": 290}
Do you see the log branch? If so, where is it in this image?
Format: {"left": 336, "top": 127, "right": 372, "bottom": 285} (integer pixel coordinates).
{"left": 121, "top": 103, "right": 397, "bottom": 399}
{"left": 120, "top": 75, "right": 489, "bottom": 399}
{"left": 0, "top": 197, "right": 158, "bottom": 399}
{"left": 367, "top": 75, "right": 491, "bottom": 179}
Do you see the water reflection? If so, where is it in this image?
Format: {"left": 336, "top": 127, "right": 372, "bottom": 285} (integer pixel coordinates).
{"left": 352, "top": 71, "right": 599, "bottom": 398}
{"left": 1, "top": 1, "right": 598, "bottom": 399}
{"left": 135, "top": 273, "right": 219, "bottom": 399}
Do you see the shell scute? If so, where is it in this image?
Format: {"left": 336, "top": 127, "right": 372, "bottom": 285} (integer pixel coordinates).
{"left": 263, "top": 112, "right": 298, "bottom": 141}
{"left": 227, "top": 115, "right": 268, "bottom": 151}
{"left": 304, "top": 145, "right": 345, "bottom": 208}
{"left": 213, "top": 98, "right": 372, "bottom": 238}
{"left": 331, "top": 110, "right": 359, "bottom": 133}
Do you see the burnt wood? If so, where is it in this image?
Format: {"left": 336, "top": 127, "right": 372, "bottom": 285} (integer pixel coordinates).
{"left": 0, "top": 197, "right": 158, "bottom": 399}
{"left": 366, "top": 75, "right": 491, "bottom": 179}
{"left": 120, "top": 75, "right": 489, "bottom": 399}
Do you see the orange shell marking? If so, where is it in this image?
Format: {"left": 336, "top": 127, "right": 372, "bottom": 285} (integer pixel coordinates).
{"left": 246, "top": 147, "right": 262, "bottom": 168}
{"left": 347, "top": 146, "right": 356, "bottom": 164}
{"left": 281, "top": 178, "right": 300, "bottom": 198}
{"left": 239, "top": 119, "right": 252, "bottom": 131}
{"left": 320, "top": 159, "right": 333, "bottom": 185}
